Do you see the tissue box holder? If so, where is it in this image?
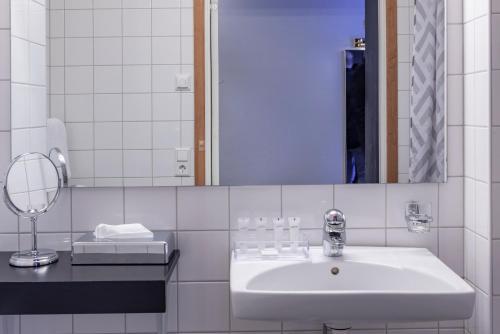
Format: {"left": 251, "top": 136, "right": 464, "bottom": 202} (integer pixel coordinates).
{"left": 71, "top": 231, "right": 175, "bottom": 265}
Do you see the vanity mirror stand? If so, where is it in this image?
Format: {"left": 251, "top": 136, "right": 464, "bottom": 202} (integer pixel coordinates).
{"left": 3, "top": 152, "right": 62, "bottom": 267}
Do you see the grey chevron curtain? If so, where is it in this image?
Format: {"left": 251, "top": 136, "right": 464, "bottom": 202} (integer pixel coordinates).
{"left": 409, "top": 0, "right": 445, "bottom": 183}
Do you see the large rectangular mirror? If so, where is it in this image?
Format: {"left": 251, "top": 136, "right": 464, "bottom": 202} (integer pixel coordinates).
{"left": 9, "top": 0, "right": 446, "bottom": 187}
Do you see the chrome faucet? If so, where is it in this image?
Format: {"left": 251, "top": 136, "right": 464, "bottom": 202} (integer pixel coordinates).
{"left": 323, "top": 209, "right": 346, "bottom": 257}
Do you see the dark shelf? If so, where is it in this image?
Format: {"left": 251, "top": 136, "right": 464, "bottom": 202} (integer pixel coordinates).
{"left": 0, "top": 250, "right": 179, "bottom": 315}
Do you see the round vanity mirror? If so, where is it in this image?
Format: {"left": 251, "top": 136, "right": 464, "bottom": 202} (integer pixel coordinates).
{"left": 3, "top": 152, "right": 62, "bottom": 267}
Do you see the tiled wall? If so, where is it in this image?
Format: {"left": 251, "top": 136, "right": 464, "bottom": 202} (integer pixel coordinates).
{"left": 0, "top": 0, "right": 11, "bottom": 176}
{"left": 47, "top": 0, "right": 195, "bottom": 187}
{"left": 490, "top": 0, "right": 500, "bottom": 333}
{"left": 0, "top": 0, "right": 475, "bottom": 333}
{"left": 462, "top": 0, "right": 494, "bottom": 333}
{"left": 10, "top": 0, "right": 48, "bottom": 159}
{"left": 0, "top": 183, "right": 465, "bottom": 334}
{"left": 396, "top": 0, "right": 413, "bottom": 183}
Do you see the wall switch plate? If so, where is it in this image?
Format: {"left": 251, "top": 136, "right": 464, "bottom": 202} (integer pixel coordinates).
{"left": 175, "top": 148, "right": 191, "bottom": 177}
{"left": 175, "top": 73, "right": 192, "bottom": 91}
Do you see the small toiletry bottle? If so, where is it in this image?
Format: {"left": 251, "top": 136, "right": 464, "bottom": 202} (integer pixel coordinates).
{"left": 288, "top": 217, "right": 301, "bottom": 252}
{"left": 255, "top": 217, "right": 267, "bottom": 252}
{"left": 237, "top": 217, "right": 250, "bottom": 253}
{"left": 273, "top": 217, "right": 284, "bottom": 252}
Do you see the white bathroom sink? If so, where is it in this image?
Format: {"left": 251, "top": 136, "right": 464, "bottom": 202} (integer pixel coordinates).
{"left": 231, "top": 246, "right": 474, "bottom": 323}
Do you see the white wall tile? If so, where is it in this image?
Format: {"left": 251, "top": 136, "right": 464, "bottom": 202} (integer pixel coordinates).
{"left": 152, "top": 65, "right": 179, "bottom": 92}
{"left": 447, "top": 126, "right": 464, "bottom": 177}
{"left": 93, "top": 9, "right": 122, "bottom": 37}
{"left": 181, "top": 36, "right": 193, "bottom": 64}
{"left": 93, "top": 0, "right": 121, "bottom": 8}
{"left": 65, "top": 0, "right": 92, "bottom": 9}
{"left": 124, "top": 187, "right": 176, "bottom": 230}
{"left": 447, "top": 76, "right": 464, "bottom": 125}
{"left": 73, "top": 314, "right": 125, "bottom": 334}
{"left": 123, "top": 150, "right": 152, "bottom": 177}
{"left": 94, "top": 94, "right": 122, "bottom": 121}
{"left": 94, "top": 150, "right": 123, "bottom": 177}
{"left": 49, "top": 67, "right": 64, "bottom": 94}
{"left": 438, "top": 177, "right": 464, "bottom": 227}
{"left": 11, "top": 37, "right": 29, "bottom": 83}
{"left": 229, "top": 186, "right": 281, "bottom": 230}
{"left": 334, "top": 184, "right": 386, "bottom": 229}
{"left": 94, "top": 37, "right": 122, "bottom": 65}
{"left": 475, "top": 234, "right": 491, "bottom": 293}
{"left": 123, "top": 37, "right": 151, "bottom": 65}
{"left": 178, "top": 282, "right": 230, "bottom": 332}
{"left": 177, "top": 186, "right": 229, "bottom": 230}
{"left": 50, "top": 10, "right": 64, "bottom": 37}
{"left": 0, "top": 0, "right": 10, "bottom": 28}
{"left": 20, "top": 315, "right": 72, "bottom": 334}
{"left": 29, "top": 43, "right": 46, "bottom": 85}
{"left": 152, "top": 36, "right": 181, "bottom": 64}
{"left": 474, "top": 180, "right": 490, "bottom": 238}
{"left": 178, "top": 231, "right": 229, "bottom": 281}
{"left": 152, "top": 121, "right": 180, "bottom": 148}
{"left": 180, "top": 7, "right": 193, "bottom": 36}
{"left": 72, "top": 188, "right": 124, "bottom": 231}
{"left": 125, "top": 314, "right": 157, "bottom": 334}
{"left": 492, "top": 15, "right": 500, "bottom": 70}
{"left": 230, "top": 309, "right": 281, "bottom": 332}
{"left": 123, "top": 65, "right": 151, "bottom": 93}
{"left": 152, "top": 8, "right": 180, "bottom": 36}
{"left": 65, "top": 66, "right": 93, "bottom": 94}
{"left": 123, "top": 0, "right": 152, "bottom": 8}
{"left": 28, "top": 1, "right": 45, "bottom": 44}
{"left": 66, "top": 122, "right": 93, "bottom": 150}
{"left": 153, "top": 93, "right": 180, "bottom": 120}
{"left": 68, "top": 150, "right": 94, "bottom": 178}
{"left": 0, "top": 81, "right": 11, "bottom": 131}
{"left": 474, "top": 15, "right": 489, "bottom": 72}
{"left": 94, "top": 122, "right": 122, "bottom": 149}
{"left": 123, "top": 122, "right": 151, "bottom": 149}
{"left": 123, "top": 93, "right": 151, "bottom": 121}
{"left": 11, "top": 84, "right": 30, "bottom": 129}
{"left": 65, "top": 10, "right": 93, "bottom": 37}
{"left": 11, "top": 0, "right": 29, "bottom": 39}
{"left": 65, "top": 94, "right": 93, "bottom": 122}
{"left": 493, "top": 183, "right": 500, "bottom": 239}
{"left": 463, "top": 22, "right": 474, "bottom": 74}
{"left": 493, "top": 240, "right": 500, "bottom": 295}
{"left": 123, "top": 9, "right": 151, "bottom": 36}
{"left": 438, "top": 228, "right": 464, "bottom": 276}
{"left": 346, "top": 228, "right": 386, "bottom": 246}
{"left": 94, "top": 66, "right": 122, "bottom": 93}
{"left": 282, "top": 185, "right": 333, "bottom": 229}
{"left": 387, "top": 228, "right": 438, "bottom": 255}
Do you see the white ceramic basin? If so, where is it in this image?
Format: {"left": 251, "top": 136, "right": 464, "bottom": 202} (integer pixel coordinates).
{"left": 231, "top": 246, "right": 475, "bottom": 323}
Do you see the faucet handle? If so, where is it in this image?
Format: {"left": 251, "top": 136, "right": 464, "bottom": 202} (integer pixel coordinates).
{"left": 324, "top": 209, "right": 346, "bottom": 232}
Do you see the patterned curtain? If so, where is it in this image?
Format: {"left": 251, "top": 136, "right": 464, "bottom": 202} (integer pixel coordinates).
{"left": 408, "top": 0, "right": 445, "bottom": 183}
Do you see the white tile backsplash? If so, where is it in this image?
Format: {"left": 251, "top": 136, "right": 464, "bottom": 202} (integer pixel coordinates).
{"left": 178, "top": 282, "right": 230, "bottom": 332}
{"left": 334, "top": 184, "right": 386, "bottom": 229}
{"left": 1, "top": 1, "right": 494, "bottom": 333}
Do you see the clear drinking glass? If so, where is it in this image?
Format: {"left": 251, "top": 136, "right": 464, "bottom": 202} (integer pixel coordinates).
{"left": 405, "top": 201, "right": 432, "bottom": 233}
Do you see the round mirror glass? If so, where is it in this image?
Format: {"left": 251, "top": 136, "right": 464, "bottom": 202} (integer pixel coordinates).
{"left": 4, "top": 152, "right": 60, "bottom": 217}
{"left": 3, "top": 152, "right": 61, "bottom": 267}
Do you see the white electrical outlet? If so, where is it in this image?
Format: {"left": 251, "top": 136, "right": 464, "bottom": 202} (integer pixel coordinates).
{"left": 175, "top": 73, "right": 192, "bottom": 91}
{"left": 175, "top": 148, "right": 191, "bottom": 177}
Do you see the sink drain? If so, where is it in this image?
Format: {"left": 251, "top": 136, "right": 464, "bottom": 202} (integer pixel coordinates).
{"left": 330, "top": 267, "right": 340, "bottom": 275}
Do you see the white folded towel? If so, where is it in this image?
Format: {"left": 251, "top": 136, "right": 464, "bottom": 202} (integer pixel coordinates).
{"left": 94, "top": 223, "right": 154, "bottom": 239}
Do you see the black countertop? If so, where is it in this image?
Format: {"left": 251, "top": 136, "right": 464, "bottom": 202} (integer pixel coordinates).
{"left": 0, "top": 250, "right": 179, "bottom": 315}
